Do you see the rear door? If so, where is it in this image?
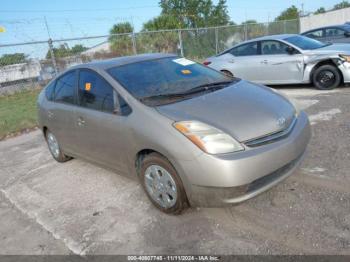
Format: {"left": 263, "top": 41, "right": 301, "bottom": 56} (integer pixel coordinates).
{"left": 258, "top": 40, "right": 304, "bottom": 84}
{"left": 74, "top": 68, "right": 130, "bottom": 173}
{"left": 45, "top": 70, "right": 80, "bottom": 155}
{"left": 223, "top": 41, "right": 262, "bottom": 81}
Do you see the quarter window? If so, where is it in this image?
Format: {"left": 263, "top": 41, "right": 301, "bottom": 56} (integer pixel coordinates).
{"left": 54, "top": 71, "right": 76, "bottom": 104}
{"left": 230, "top": 42, "right": 258, "bottom": 56}
{"left": 261, "top": 41, "right": 290, "bottom": 55}
{"left": 78, "top": 69, "right": 115, "bottom": 113}
{"left": 45, "top": 80, "right": 56, "bottom": 101}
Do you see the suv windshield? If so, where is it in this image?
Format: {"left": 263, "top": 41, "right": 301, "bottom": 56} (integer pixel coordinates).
{"left": 284, "top": 35, "right": 329, "bottom": 50}
{"left": 107, "top": 57, "right": 236, "bottom": 106}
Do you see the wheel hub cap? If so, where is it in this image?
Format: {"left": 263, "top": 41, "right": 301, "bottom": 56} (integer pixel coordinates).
{"left": 47, "top": 133, "right": 60, "bottom": 158}
{"left": 144, "top": 165, "right": 177, "bottom": 208}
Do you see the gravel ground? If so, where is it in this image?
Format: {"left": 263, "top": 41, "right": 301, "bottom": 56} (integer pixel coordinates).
{"left": 0, "top": 86, "right": 349, "bottom": 255}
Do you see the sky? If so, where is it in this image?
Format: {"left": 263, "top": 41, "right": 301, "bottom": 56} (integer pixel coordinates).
{"left": 0, "top": 0, "right": 344, "bottom": 57}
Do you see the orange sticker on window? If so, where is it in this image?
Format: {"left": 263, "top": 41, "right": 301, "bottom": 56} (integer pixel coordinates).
{"left": 181, "top": 69, "right": 191, "bottom": 75}
{"left": 85, "top": 82, "right": 91, "bottom": 91}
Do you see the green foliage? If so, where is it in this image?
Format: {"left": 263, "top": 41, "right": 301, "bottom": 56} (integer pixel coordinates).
{"left": 46, "top": 44, "right": 87, "bottom": 59}
{"left": 314, "top": 7, "right": 326, "bottom": 14}
{"left": 158, "top": 0, "right": 230, "bottom": 29}
{"left": 109, "top": 22, "right": 134, "bottom": 55}
{"left": 0, "top": 89, "right": 40, "bottom": 139}
{"left": 275, "top": 5, "right": 299, "bottom": 21}
{"left": 0, "top": 53, "right": 27, "bottom": 66}
{"left": 333, "top": 1, "right": 350, "bottom": 10}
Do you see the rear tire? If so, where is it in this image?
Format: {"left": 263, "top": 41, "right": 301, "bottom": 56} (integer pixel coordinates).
{"left": 45, "top": 130, "right": 71, "bottom": 163}
{"left": 312, "top": 65, "right": 341, "bottom": 90}
{"left": 139, "top": 153, "right": 188, "bottom": 214}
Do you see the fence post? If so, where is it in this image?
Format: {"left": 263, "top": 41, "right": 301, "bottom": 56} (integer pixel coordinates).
{"left": 283, "top": 20, "right": 287, "bottom": 34}
{"left": 178, "top": 30, "right": 184, "bottom": 57}
{"left": 244, "top": 23, "right": 248, "bottom": 41}
{"left": 131, "top": 31, "right": 137, "bottom": 54}
{"left": 215, "top": 27, "right": 219, "bottom": 54}
{"left": 48, "top": 38, "right": 58, "bottom": 75}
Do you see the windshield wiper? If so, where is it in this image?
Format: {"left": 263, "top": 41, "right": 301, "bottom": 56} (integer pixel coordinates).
{"left": 139, "top": 80, "right": 234, "bottom": 103}
{"left": 180, "top": 80, "right": 234, "bottom": 95}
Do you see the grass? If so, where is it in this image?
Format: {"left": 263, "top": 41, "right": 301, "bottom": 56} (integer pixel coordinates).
{"left": 0, "top": 89, "right": 41, "bottom": 139}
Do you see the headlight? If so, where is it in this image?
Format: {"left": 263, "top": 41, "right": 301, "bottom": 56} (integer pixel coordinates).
{"left": 339, "top": 54, "right": 350, "bottom": 63}
{"left": 173, "top": 121, "right": 244, "bottom": 154}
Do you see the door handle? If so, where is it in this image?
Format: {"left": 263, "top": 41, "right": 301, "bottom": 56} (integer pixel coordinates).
{"left": 229, "top": 59, "right": 235, "bottom": 63}
{"left": 77, "top": 117, "right": 85, "bottom": 126}
{"left": 260, "top": 60, "right": 268, "bottom": 64}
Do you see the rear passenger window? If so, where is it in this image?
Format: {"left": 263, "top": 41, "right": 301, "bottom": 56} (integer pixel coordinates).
{"left": 230, "top": 42, "right": 258, "bottom": 56}
{"left": 45, "top": 80, "right": 56, "bottom": 101}
{"left": 78, "top": 69, "right": 114, "bottom": 113}
{"left": 54, "top": 71, "right": 76, "bottom": 104}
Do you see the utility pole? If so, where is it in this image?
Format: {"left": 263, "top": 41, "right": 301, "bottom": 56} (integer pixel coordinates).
{"left": 44, "top": 16, "right": 58, "bottom": 75}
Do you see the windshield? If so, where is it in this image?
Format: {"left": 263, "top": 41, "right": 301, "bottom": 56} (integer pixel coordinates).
{"left": 107, "top": 57, "right": 235, "bottom": 106}
{"left": 284, "top": 35, "right": 329, "bottom": 50}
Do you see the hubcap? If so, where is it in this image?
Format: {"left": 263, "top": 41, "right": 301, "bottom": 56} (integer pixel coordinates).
{"left": 144, "top": 165, "right": 177, "bottom": 208}
{"left": 47, "top": 132, "right": 60, "bottom": 158}
{"left": 317, "top": 70, "right": 335, "bottom": 87}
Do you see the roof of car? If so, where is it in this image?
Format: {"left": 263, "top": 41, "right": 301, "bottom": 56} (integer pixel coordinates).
{"left": 246, "top": 34, "right": 297, "bottom": 42}
{"left": 71, "top": 53, "right": 177, "bottom": 70}
{"left": 302, "top": 24, "right": 350, "bottom": 33}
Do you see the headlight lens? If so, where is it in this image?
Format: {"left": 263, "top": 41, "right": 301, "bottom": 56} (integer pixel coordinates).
{"left": 173, "top": 121, "right": 244, "bottom": 154}
{"left": 339, "top": 54, "right": 350, "bottom": 63}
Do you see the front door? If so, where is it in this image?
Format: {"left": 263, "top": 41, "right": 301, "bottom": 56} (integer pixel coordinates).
{"left": 74, "top": 68, "right": 130, "bottom": 174}
{"left": 258, "top": 40, "right": 304, "bottom": 84}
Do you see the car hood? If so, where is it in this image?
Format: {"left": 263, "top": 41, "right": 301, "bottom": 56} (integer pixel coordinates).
{"left": 156, "top": 80, "right": 296, "bottom": 142}
{"left": 305, "top": 43, "right": 350, "bottom": 55}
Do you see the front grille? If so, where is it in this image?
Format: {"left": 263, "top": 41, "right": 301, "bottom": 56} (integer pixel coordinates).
{"left": 244, "top": 117, "right": 297, "bottom": 147}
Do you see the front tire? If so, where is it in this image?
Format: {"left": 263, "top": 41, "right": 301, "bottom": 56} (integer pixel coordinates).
{"left": 221, "top": 70, "right": 234, "bottom": 78}
{"left": 45, "top": 130, "right": 71, "bottom": 163}
{"left": 312, "top": 65, "right": 341, "bottom": 90}
{"left": 139, "top": 153, "right": 188, "bottom": 214}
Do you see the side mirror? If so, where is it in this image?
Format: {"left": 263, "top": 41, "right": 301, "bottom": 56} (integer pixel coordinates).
{"left": 344, "top": 32, "right": 350, "bottom": 37}
{"left": 286, "top": 46, "right": 295, "bottom": 55}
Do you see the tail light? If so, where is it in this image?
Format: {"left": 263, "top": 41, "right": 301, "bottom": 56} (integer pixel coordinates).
{"left": 203, "top": 61, "right": 211, "bottom": 66}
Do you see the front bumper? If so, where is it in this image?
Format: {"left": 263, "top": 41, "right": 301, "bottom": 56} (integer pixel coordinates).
{"left": 338, "top": 61, "right": 350, "bottom": 83}
{"left": 174, "top": 111, "right": 311, "bottom": 207}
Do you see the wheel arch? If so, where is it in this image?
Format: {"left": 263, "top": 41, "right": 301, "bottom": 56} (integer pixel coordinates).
{"left": 310, "top": 59, "right": 344, "bottom": 84}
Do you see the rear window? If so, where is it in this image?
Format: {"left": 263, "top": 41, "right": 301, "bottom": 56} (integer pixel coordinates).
{"left": 107, "top": 57, "right": 231, "bottom": 101}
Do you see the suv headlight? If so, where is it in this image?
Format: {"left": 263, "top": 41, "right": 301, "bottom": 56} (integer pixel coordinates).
{"left": 173, "top": 121, "right": 244, "bottom": 154}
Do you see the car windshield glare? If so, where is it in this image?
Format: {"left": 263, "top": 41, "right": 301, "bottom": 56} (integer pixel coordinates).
{"left": 284, "top": 35, "right": 329, "bottom": 50}
{"left": 107, "top": 57, "right": 233, "bottom": 106}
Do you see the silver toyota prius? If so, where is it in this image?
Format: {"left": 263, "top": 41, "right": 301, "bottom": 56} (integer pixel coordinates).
{"left": 37, "top": 53, "right": 311, "bottom": 214}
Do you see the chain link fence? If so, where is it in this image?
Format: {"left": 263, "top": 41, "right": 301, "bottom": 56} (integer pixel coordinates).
{"left": 0, "top": 19, "right": 299, "bottom": 95}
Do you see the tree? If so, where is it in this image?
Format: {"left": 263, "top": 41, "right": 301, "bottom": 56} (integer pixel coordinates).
{"left": 46, "top": 44, "right": 87, "bottom": 59}
{"left": 0, "top": 53, "right": 27, "bottom": 66}
{"left": 314, "top": 7, "right": 326, "bottom": 14}
{"left": 108, "top": 22, "right": 134, "bottom": 55}
{"left": 333, "top": 0, "right": 350, "bottom": 10}
{"left": 158, "top": 0, "right": 230, "bottom": 29}
{"left": 275, "top": 5, "right": 299, "bottom": 21}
